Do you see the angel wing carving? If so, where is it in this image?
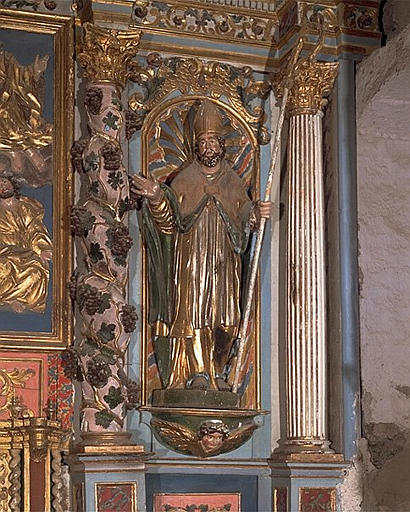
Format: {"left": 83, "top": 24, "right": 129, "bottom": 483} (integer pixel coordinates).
{"left": 209, "top": 422, "right": 258, "bottom": 457}
{"left": 151, "top": 417, "right": 258, "bottom": 458}
{"left": 150, "top": 418, "right": 198, "bottom": 455}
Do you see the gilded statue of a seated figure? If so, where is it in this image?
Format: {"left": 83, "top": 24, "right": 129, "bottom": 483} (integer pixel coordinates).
{"left": 0, "top": 172, "right": 52, "bottom": 313}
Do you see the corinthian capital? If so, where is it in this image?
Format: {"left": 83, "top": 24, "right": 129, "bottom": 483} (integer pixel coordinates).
{"left": 78, "top": 23, "right": 141, "bottom": 88}
{"left": 290, "top": 56, "right": 338, "bottom": 115}
{"left": 274, "top": 54, "right": 339, "bottom": 116}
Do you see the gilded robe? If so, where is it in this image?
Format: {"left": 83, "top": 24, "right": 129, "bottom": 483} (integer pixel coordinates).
{"left": 0, "top": 196, "right": 52, "bottom": 312}
{"left": 143, "top": 160, "right": 255, "bottom": 389}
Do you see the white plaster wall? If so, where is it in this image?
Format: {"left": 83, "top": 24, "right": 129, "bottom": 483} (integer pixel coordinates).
{"left": 356, "top": 16, "right": 410, "bottom": 511}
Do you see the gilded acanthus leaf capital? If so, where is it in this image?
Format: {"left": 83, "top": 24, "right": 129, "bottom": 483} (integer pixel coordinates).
{"left": 78, "top": 23, "right": 141, "bottom": 88}
{"left": 273, "top": 55, "right": 339, "bottom": 116}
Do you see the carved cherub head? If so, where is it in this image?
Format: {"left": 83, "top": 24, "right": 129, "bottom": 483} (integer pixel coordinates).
{"left": 197, "top": 420, "right": 230, "bottom": 453}
{"left": 0, "top": 154, "right": 19, "bottom": 199}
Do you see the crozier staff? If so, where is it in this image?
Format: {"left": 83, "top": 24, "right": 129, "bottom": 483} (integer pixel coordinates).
{"left": 132, "top": 100, "right": 271, "bottom": 392}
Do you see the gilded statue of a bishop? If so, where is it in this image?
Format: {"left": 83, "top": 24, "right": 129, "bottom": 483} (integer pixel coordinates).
{"left": 132, "top": 100, "right": 271, "bottom": 393}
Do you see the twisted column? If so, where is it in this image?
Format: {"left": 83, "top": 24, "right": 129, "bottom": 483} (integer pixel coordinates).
{"left": 8, "top": 448, "right": 21, "bottom": 512}
{"left": 51, "top": 448, "right": 63, "bottom": 512}
{"left": 66, "top": 24, "right": 141, "bottom": 435}
{"left": 277, "top": 54, "right": 338, "bottom": 454}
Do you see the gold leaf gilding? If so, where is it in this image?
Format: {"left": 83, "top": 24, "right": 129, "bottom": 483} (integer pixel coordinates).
{"left": 77, "top": 23, "right": 142, "bottom": 88}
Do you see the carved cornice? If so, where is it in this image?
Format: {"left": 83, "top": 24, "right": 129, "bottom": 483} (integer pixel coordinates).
{"left": 132, "top": 0, "right": 279, "bottom": 45}
{"left": 192, "top": 0, "right": 278, "bottom": 11}
{"left": 129, "top": 55, "right": 271, "bottom": 143}
{"left": 127, "top": 0, "right": 381, "bottom": 54}
{"left": 279, "top": 1, "right": 381, "bottom": 41}
{"left": 77, "top": 23, "right": 142, "bottom": 88}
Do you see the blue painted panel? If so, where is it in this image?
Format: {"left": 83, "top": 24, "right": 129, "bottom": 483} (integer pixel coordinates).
{"left": 0, "top": 28, "right": 54, "bottom": 333}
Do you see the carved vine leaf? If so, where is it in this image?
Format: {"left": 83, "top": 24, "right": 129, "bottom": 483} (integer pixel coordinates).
{"left": 102, "top": 111, "right": 120, "bottom": 131}
{"left": 129, "top": 55, "right": 272, "bottom": 144}
{"left": 97, "top": 323, "right": 116, "bottom": 344}
{"left": 107, "top": 170, "right": 124, "bottom": 190}
{"left": 89, "top": 242, "right": 104, "bottom": 264}
{"left": 103, "top": 386, "right": 124, "bottom": 409}
{"left": 111, "top": 90, "right": 123, "bottom": 111}
{"left": 99, "top": 346, "right": 116, "bottom": 365}
{"left": 94, "top": 409, "right": 116, "bottom": 428}
{"left": 89, "top": 181, "right": 100, "bottom": 195}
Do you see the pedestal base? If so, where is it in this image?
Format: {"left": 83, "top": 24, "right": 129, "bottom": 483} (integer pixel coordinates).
{"left": 151, "top": 388, "right": 240, "bottom": 408}
{"left": 68, "top": 439, "right": 151, "bottom": 512}
{"left": 269, "top": 455, "right": 348, "bottom": 512}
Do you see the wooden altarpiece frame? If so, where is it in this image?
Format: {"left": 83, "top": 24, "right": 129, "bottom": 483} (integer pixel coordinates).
{"left": 0, "top": 9, "right": 74, "bottom": 350}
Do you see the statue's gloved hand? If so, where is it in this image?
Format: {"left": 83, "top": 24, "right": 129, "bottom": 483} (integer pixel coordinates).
{"left": 131, "top": 174, "right": 162, "bottom": 202}
{"left": 258, "top": 200, "right": 273, "bottom": 220}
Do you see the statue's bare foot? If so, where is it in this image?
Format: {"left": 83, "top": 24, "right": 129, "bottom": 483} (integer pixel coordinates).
{"left": 190, "top": 375, "right": 209, "bottom": 390}
{"left": 215, "top": 377, "right": 231, "bottom": 392}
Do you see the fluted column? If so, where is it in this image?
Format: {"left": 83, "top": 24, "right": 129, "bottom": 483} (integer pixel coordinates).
{"left": 279, "top": 55, "right": 338, "bottom": 454}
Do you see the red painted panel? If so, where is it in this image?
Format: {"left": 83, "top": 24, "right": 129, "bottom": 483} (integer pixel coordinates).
{"left": 300, "top": 488, "right": 336, "bottom": 512}
{"left": 96, "top": 483, "right": 136, "bottom": 512}
{"left": 154, "top": 493, "right": 241, "bottom": 512}
{"left": 30, "top": 459, "right": 46, "bottom": 512}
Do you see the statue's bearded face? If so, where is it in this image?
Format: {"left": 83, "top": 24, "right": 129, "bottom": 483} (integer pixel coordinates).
{"left": 195, "top": 134, "right": 226, "bottom": 168}
{"left": 0, "top": 177, "right": 15, "bottom": 199}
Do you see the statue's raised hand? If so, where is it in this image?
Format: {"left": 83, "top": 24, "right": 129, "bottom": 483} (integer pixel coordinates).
{"left": 131, "top": 174, "right": 161, "bottom": 202}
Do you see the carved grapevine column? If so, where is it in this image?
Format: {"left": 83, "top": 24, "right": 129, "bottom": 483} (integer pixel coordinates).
{"left": 67, "top": 23, "right": 141, "bottom": 434}
{"left": 281, "top": 55, "right": 338, "bottom": 453}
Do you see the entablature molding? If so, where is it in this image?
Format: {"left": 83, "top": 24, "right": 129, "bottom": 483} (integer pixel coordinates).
{"left": 83, "top": 0, "right": 381, "bottom": 70}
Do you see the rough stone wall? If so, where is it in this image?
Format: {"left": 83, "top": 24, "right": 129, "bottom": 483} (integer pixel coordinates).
{"left": 356, "top": 4, "right": 410, "bottom": 509}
